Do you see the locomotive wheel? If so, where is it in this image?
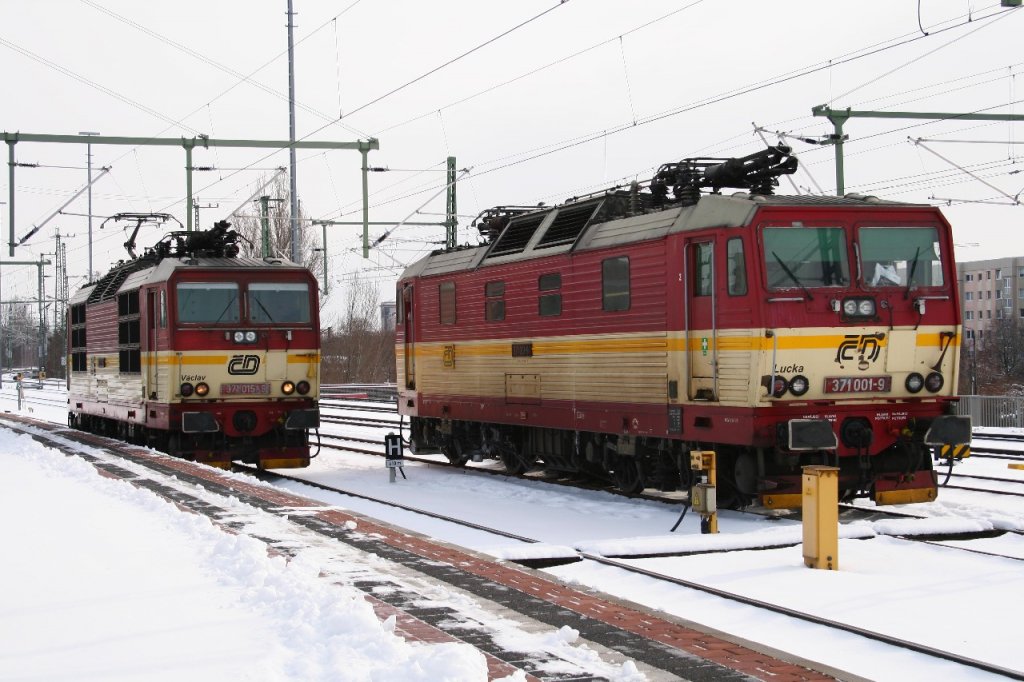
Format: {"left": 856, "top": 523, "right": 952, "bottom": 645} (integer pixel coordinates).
{"left": 499, "top": 446, "right": 534, "bottom": 476}
{"left": 442, "top": 438, "right": 470, "bottom": 467}
{"left": 613, "top": 457, "right": 644, "bottom": 495}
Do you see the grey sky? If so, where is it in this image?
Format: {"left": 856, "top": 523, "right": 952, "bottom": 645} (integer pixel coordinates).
{"left": 3, "top": 0, "right": 1022, "bottom": 316}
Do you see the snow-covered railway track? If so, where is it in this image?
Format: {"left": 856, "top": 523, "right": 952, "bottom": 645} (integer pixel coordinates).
{"left": 233, "top": 462, "right": 1024, "bottom": 680}
{"left": 0, "top": 412, "right": 834, "bottom": 682}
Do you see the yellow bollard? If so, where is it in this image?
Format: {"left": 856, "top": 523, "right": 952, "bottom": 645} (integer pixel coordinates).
{"left": 802, "top": 465, "right": 839, "bottom": 570}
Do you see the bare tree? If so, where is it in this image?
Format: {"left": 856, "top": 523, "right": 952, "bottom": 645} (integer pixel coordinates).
{"left": 974, "top": 317, "right": 1024, "bottom": 393}
{"left": 3, "top": 301, "right": 37, "bottom": 370}
{"left": 321, "top": 276, "right": 394, "bottom": 383}
{"left": 231, "top": 174, "right": 323, "bottom": 275}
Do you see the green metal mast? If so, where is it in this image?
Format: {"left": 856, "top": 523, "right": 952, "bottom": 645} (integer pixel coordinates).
{"left": 2, "top": 132, "right": 379, "bottom": 256}
{"left": 446, "top": 156, "right": 457, "bottom": 249}
{"left": 811, "top": 105, "right": 1024, "bottom": 195}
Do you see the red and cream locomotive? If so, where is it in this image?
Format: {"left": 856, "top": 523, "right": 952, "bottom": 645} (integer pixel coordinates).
{"left": 395, "top": 145, "right": 971, "bottom": 507}
{"left": 68, "top": 221, "right": 320, "bottom": 468}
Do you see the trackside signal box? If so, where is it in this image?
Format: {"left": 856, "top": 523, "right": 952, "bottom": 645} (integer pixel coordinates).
{"left": 384, "top": 433, "right": 405, "bottom": 483}
{"left": 802, "top": 465, "right": 839, "bottom": 570}
{"left": 690, "top": 450, "right": 718, "bottom": 534}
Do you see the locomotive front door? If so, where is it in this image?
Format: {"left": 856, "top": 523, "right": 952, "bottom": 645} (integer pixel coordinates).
{"left": 684, "top": 239, "right": 717, "bottom": 400}
{"left": 403, "top": 285, "right": 415, "bottom": 389}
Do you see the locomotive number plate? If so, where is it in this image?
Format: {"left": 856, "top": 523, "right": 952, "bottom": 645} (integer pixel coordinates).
{"left": 221, "top": 382, "right": 271, "bottom": 395}
{"left": 823, "top": 376, "right": 892, "bottom": 393}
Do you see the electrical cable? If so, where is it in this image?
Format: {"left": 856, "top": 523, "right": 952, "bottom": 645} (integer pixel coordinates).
{"left": 81, "top": 0, "right": 370, "bottom": 139}
{"left": 372, "top": 0, "right": 705, "bottom": 137}
{"left": 342, "top": 1, "right": 572, "bottom": 122}
{"left": 0, "top": 35, "right": 201, "bottom": 135}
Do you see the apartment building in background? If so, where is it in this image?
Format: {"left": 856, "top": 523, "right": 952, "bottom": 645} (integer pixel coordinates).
{"left": 956, "top": 256, "right": 1024, "bottom": 349}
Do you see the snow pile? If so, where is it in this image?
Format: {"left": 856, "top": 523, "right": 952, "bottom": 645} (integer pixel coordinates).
{"left": 1, "top": 430, "right": 489, "bottom": 681}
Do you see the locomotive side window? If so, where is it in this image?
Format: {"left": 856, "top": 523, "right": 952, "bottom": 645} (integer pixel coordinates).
{"left": 249, "top": 282, "right": 310, "bottom": 324}
{"left": 159, "top": 290, "right": 167, "bottom": 328}
{"left": 70, "top": 303, "right": 87, "bottom": 372}
{"left": 727, "top": 238, "right": 747, "bottom": 296}
{"left": 439, "top": 281, "right": 457, "bottom": 324}
{"left": 538, "top": 273, "right": 562, "bottom": 317}
{"left": 602, "top": 256, "right": 630, "bottom": 312}
{"left": 177, "top": 282, "right": 240, "bottom": 323}
{"left": 485, "top": 281, "right": 506, "bottom": 321}
{"left": 117, "top": 290, "right": 142, "bottom": 373}
{"left": 859, "top": 226, "right": 944, "bottom": 289}
{"left": 763, "top": 227, "right": 849, "bottom": 289}
{"left": 694, "top": 243, "right": 713, "bottom": 296}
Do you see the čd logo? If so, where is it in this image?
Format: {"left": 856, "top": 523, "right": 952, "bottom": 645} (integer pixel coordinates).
{"left": 228, "top": 354, "right": 261, "bottom": 375}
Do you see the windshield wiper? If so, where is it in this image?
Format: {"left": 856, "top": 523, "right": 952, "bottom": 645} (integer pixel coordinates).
{"left": 214, "top": 294, "right": 238, "bottom": 323}
{"left": 772, "top": 251, "right": 814, "bottom": 300}
{"left": 904, "top": 247, "right": 921, "bottom": 300}
{"left": 254, "top": 297, "right": 275, "bottom": 322}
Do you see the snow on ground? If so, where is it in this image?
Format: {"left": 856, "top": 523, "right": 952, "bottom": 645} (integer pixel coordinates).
{"left": 0, "top": 397, "right": 490, "bottom": 681}
{"left": 4, "top": 382, "right": 1024, "bottom": 680}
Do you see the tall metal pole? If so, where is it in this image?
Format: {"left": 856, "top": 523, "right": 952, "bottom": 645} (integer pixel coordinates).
{"left": 37, "top": 255, "right": 47, "bottom": 371}
{"left": 185, "top": 141, "right": 194, "bottom": 231}
{"left": 446, "top": 156, "right": 457, "bottom": 249}
{"left": 321, "top": 221, "right": 329, "bottom": 296}
{"left": 7, "top": 140, "right": 16, "bottom": 257}
{"left": 286, "top": 0, "right": 299, "bottom": 262}
{"left": 260, "top": 195, "right": 271, "bottom": 258}
{"left": 361, "top": 147, "right": 369, "bottom": 258}
{"left": 79, "top": 131, "right": 99, "bottom": 278}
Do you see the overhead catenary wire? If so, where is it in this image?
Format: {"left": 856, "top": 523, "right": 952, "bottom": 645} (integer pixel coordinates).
{"left": 8, "top": 3, "right": 1020, "bottom": 299}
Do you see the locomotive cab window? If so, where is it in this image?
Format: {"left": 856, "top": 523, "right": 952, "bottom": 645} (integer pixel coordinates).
{"left": 177, "top": 282, "right": 239, "bottom": 323}
{"left": 249, "top": 282, "right": 311, "bottom": 324}
{"left": 602, "top": 256, "right": 630, "bottom": 311}
{"left": 485, "top": 281, "right": 505, "bottom": 321}
{"left": 763, "top": 226, "right": 849, "bottom": 289}
{"left": 859, "top": 226, "right": 944, "bottom": 289}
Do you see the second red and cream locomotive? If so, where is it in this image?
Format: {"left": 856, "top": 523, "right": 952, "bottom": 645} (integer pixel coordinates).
{"left": 395, "top": 145, "right": 971, "bottom": 507}
{"left": 68, "top": 221, "right": 320, "bottom": 468}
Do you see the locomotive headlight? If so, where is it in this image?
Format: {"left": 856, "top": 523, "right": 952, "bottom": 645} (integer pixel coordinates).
{"left": 789, "top": 375, "right": 809, "bottom": 396}
{"left": 905, "top": 372, "right": 924, "bottom": 393}
{"left": 245, "top": 330, "right": 257, "bottom": 342}
{"left": 281, "top": 380, "right": 296, "bottom": 395}
{"left": 195, "top": 382, "right": 210, "bottom": 397}
{"left": 233, "top": 331, "right": 245, "bottom": 343}
{"left": 180, "top": 382, "right": 195, "bottom": 397}
{"left": 925, "top": 372, "right": 944, "bottom": 393}
{"left": 841, "top": 297, "right": 876, "bottom": 318}
{"left": 297, "top": 380, "right": 310, "bottom": 395}
{"left": 772, "top": 376, "right": 788, "bottom": 398}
